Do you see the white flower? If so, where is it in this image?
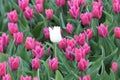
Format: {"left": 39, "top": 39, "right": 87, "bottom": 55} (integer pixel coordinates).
{"left": 49, "top": 26, "right": 62, "bottom": 43}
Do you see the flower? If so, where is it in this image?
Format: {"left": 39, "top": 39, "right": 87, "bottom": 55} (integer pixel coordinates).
{"left": 18, "top": 0, "right": 29, "bottom": 11}
{"left": 112, "top": 0, "right": 120, "bottom": 13}
{"left": 35, "top": 4, "right": 43, "bottom": 13}
{"left": 8, "top": 23, "right": 18, "bottom": 35}
{"left": 33, "top": 77, "right": 38, "bottom": 80}
{"left": 20, "top": 75, "right": 31, "bottom": 80}
{"left": 36, "top": 0, "right": 44, "bottom": 4}
{"left": 45, "top": 9, "right": 53, "bottom": 20}
{"left": 111, "top": 62, "right": 118, "bottom": 72}
{"left": 0, "top": 62, "right": 6, "bottom": 77}
{"left": 49, "top": 26, "right": 62, "bottom": 43}
{"left": 43, "top": 27, "right": 50, "bottom": 39}
{"left": 32, "top": 58, "right": 40, "bottom": 70}
{"left": 25, "top": 37, "right": 35, "bottom": 50}
{"left": 79, "top": 74, "right": 91, "bottom": 80}
{"left": 114, "top": 27, "right": 120, "bottom": 39}
{"left": 49, "top": 57, "right": 58, "bottom": 71}
{"left": 2, "top": 74, "right": 11, "bottom": 80}
{"left": 24, "top": 7, "right": 34, "bottom": 20}
{"left": 2, "top": 33, "right": 9, "bottom": 47}
{"left": 58, "top": 38, "right": 67, "bottom": 50}
{"left": 55, "top": 0, "right": 66, "bottom": 7}
{"left": 67, "top": 39, "right": 76, "bottom": 48}
{"left": 66, "top": 23, "right": 73, "bottom": 34}
{"left": 0, "top": 37, "right": 3, "bottom": 53}
{"left": 83, "top": 43, "right": 90, "bottom": 55}
{"left": 84, "top": 28, "right": 93, "bottom": 40}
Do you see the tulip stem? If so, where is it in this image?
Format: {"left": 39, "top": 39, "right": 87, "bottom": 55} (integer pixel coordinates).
{"left": 54, "top": 43, "right": 57, "bottom": 57}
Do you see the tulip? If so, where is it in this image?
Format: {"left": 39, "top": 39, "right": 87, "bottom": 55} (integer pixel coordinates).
{"left": 25, "top": 37, "right": 35, "bottom": 50}
{"left": 2, "top": 33, "right": 9, "bottom": 47}
{"left": 43, "top": 27, "right": 50, "bottom": 39}
{"left": 83, "top": 43, "right": 90, "bottom": 55}
{"left": 67, "top": 39, "right": 76, "bottom": 48}
{"left": 8, "top": 23, "right": 18, "bottom": 35}
{"left": 49, "top": 57, "right": 58, "bottom": 71}
{"left": 112, "top": 0, "right": 120, "bottom": 13}
{"left": 0, "top": 37, "right": 3, "bottom": 53}
{"left": 18, "top": 0, "right": 29, "bottom": 11}
{"left": 98, "top": 24, "right": 108, "bottom": 38}
{"left": 78, "top": 0, "right": 85, "bottom": 6}
{"left": 79, "top": 74, "right": 91, "bottom": 80}
{"left": 114, "top": 27, "right": 120, "bottom": 39}
{"left": 7, "top": 10, "right": 18, "bottom": 23}
{"left": 33, "top": 77, "right": 38, "bottom": 80}
{"left": 66, "top": 23, "right": 73, "bottom": 34}
{"left": 78, "top": 58, "right": 89, "bottom": 71}
{"left": 56, "top": 0, "right": 66, "bottom": 7}
{"left": 35, "top": 41, "right": 42, "bottom": 47}
{"left": 24, "top": 7, "right": 34, "bottom": 20}
{"left": 80, "top": 12, "right": 92, "bottom": 25}
{"left": 84, "top": 28, "right": 93, "bottom": 40}
{"left": 8, "top": 57, "right": 19, "bottom": 71}
{"left": 36, "top": 0, "right": 44, "bottom": 4}
{"left": 111, "top": 62, "right": 118, "bottom": 72}
{"left": 58, "top": 38, "right": 67, "bottom": 50}
{"left": 45, "top": 9, "right": 53, "bottom": 20}
{"left": 20, "top": 75, "right": 31, "bottom": 80}
{"left": 13, "top": 32, "right": 24, "bottom": 45}
{"left": 49, "top": 26, "right": 62, "bottom": 43}
{"left": 35, "top": 4, "right": 43, "bottom": 13}
{"left": 0, "top": 62, "right": 6, "bottom": 77}
{"left": 32, "top": 58, "right": 40, "bottom": 70}
{"left": 2, "top": 74, "right": 11, "bottom": 80}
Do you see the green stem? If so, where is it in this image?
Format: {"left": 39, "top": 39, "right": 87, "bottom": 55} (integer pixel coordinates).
{"left": 54, "top": 43, "right": 57, "bottom": 57}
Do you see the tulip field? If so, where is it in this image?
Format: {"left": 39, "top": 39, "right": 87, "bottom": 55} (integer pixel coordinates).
{"left": 0, "top": 0, "right": 120, "bottom": 80}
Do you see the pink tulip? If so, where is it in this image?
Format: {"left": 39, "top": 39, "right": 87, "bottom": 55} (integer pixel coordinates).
{"left": 66, "top": 23, "right": 73, "bottom": 34}
{"left": 56, "top": 0, "right": 66, "bottom": 7}
{"left": 32, "top": 46, "right": 44, "bottom": 59}
{"left": 79, "top": 75, "right": 91, "bottom": 80}
{"left": 2, "top": 33, "right": 9, "bottom": 47}
{"left": 33, "top": 77, "right": 38, "bottom": 80}
{"left": 67, "top": 39, "right": 76, "bottom": 48}
{"left": 13, "top": 32, "right": 24, "bottom": 45}
{"left": 78, "top": 0, "right": 85, "bottom": 6}
{"left": 2, "top": 74, "right": 11, "bottom": 80}
{"left": 78, "top": 58, "right": 89, "bottom": 71}
{"left": 80, "top": 12, "right": 92, "bottom": 25}
{"left": 0, "top": 37, "right": 3, "bottom": 53}
{"left": 83, "top": 43, "right": 90, "bottom": 55}
{"left": 32, "top": 58, "right": 40, "bottom": 70}
{"left": 0, "top": 62, "right": 6, "bottom": 77}
{"left": 24, "top": 7, "right": 34, "bottom": 20}
{"left": 8, "top": 23, "right": 18, "bottom": 35}
{"left": 35, "top": 4, "right": 43, "bottom": 13}
{"left": 25, "top": 37, "right": 35, "bottom": 50}
{"left": 114, "top": 27, "right": 120, "bottom": 39}
{"left": 36, "top": 0, "right": 44, "bottom": 4}
{"left": 58, "top": 38, "right": 67, "bottom": 50}
{"left": 49, "top": 57, "right": 58, "bottom": 71}
{"left": 35, "top": 41, "right": 42, "bottom": 47}
{"left": 18, "top": 0, "right": 29, "bottom": 11}
{"left": 84, "top": 28, "right": 93, "bottom": 40}
{"left": 20, "top": 75, "right": 31, "bottom": 80}
{"left": 43, "top": 27, "right": 50, "bottom": 39}
{"left": 98, "top": 24, "right": 108, "bottom": 38}
{"left": 9, "top": 57, "right": 19, "bottom": 71}
{"left": 111, "top": 62, "right": 118, "bottom": 72}
{"left": 45, "top": 9, "right": 53, "bottom": 20}
{"left": 112, "top": 0, "right": 120, "bottom": 13}
{"left": 7, "top": 10, "right": 18, "bottom": 23}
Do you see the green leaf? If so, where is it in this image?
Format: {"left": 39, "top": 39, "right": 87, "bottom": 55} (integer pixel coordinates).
{"left": 60, "top": 13, "right": 65, "bottom": 29}
{"left": 0, "top": 54, "right": 8, "bottom": 62}
{"left": 55, "top": 70, "right": 64, "bottom": 80}
{"left": 110, "top": 70, "right": 116, "bottom": 80}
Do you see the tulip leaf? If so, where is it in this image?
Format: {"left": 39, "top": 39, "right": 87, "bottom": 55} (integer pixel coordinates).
{"left": 55, "top": 70, "right": 64, "bottom": 80}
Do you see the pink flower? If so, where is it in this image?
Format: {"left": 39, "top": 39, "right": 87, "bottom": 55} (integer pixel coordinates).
{"left": 114, "top": 27, "right": 120, "bottom": 39}
{"left": 8, "top": 23, "right": 18, "bottom": 35}
{"left": 111, "top": 62, "right": 118, "bottom": 72}
{"left": 32, "top": 46, "right": 44, "bottom": 59}
{"left": 112, "top": 0, "right": 120, "bottom": 13}
{"left": 45, "top": 9, "right": 53, "bottom": 20}
{"left": 20, "top": 75, "right": 31, "bottom": 80}
{"left": 36, "top": 0, "right": 44, "bottom": 4}
{"left": 49, "top": 57, "right": 58, "bottom": 71}
{"left": 2, "top": 74, "right": 11, "bottom": 80}
{"left": 78, "top": 58, "right": 89, "bottom": 71}
{"left": 32, "top": 58, "right": 40, "bottom": 70}
{"left": 35, "top": 41, "right": 42, "bottom": 47}
{"left": 58, "top": 38, "right": 67, "bottom": 50}
{"left": 78, "top": 0, "right": 85, "bottom": 6}
{"left": 2, "top": 33, "right": 9, "bottom": 47}
{"left": 79, "top": 75, "right": 91, "bottom": 80}
{"left": 18, "top": 0, "right": 29, "bottom": 11}
{"left": 35, "top": 4, "right": 43, "bottom": 13}
{"left": 13, "top": 32, "right": 24, "bottom": 45}
{"left": 83, "top": 43, "right": 90, "bottom": 55}
{"left": 43, "top": 27, "right": 50, "bottom": 39}
{"left": 8, "top": 57, "right": 19, "bottom": 71}
{"left": 80, "top": 12, "right": 92, "bottom": 25}
{"left": 66, "top": 23, "right": 73, "bottom": 34}
{"left": 74, "top": 33, "right": 85, "bottom": 46}
{"left": 92, "top": 1, "right": 103, "bottom": 18}
{"left": 84, "top": 28, "right": 93, "bottom": 40}
{"left": 24, "top": 7, "right": 34, "bottom": 20}
{"left": 33, "top": 77, "right": 38, "bottom": 80}
{"left": 65, "top": 46, "right": 75, "bottom": 61}
{"left": 0, "top": 62, "right": 6, "bottom": 77}
{"left": 0, "top": 37, "right": 3, "bottom": 53}
{"left": 56, "top": 0, "right": 66, "bottom": 7}
{"left": 98, "top": 24, "right": 108, "bottom": 38}
{"left": 67, "top": 39, "right": 76, "bottom": 48}
{"left": 25, "top": 37, "right": 35, "bottom": 50}
{"left": 7, "top": 10, "right": 18, "bottom": 23}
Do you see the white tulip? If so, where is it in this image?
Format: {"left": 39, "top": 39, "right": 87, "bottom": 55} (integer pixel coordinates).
{"left": 49, "top": 26, "right": 62, "bottom": 43}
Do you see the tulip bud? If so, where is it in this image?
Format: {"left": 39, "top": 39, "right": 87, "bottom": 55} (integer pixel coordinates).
{"left": 111, "top": 62, "right": 118, "bottom": 72}
{"left": 43, "top": 27, "right": 50, "bottom": 39}
{"left": 8, "top": 57, "right": 19, "bottom": 71}
{"left": 32, "top": 58, "right": 40, "bottom": 70}
{"left": 24, "top": 7, "right": 34, "bottom": 20}
{"left": 8, "top": 23, "right": 18, "bottom": 35}
{"left": 20, "top": 75, "right": 31, "bottom": 80}
{"left": 58, "top": 38, "right": 67, "bottom": 50}
{"left": 56, "top": 0, "right": 66, "bottom": 7}
{"left": 0, "top": 37, "right": 4, "bottom": 53}
{"left": 7, "top": 10, "right": 18, "bottom": 23}
{"left": 67, "top": 39, "right": 76, "bottom": 48}
{"left": 49, "top": 27, "right": 62, "bottom": 43}
{"left": 84, "top": 28, "right": 93, "bottom": 40}
{"left": 49, "top": 57, "right": 58, "bottom": 71}
{"left": 18, "top": 0, "right": 29, "bottom": 11}
{"left": 66, "top": 23, "right": 73, "bottom": 34}
{"left": 2, "top": 33, "right": 9, "bottom": 47}
{"left": 13, "top": 32, "right": 24, "bottom": 45}
{"left": 98, "top": 24, "right": 108, "bottom": 38}
{"left": 33, "top": 77, "right": 38, "bottom": 80}
{"left": 35, "top": 41, "right": 42, "bottom": 47}
{"left": 45, "top": 9, "right": 53, "bottom": 20}
{"left": 35, "top": 4, "right": 43, "bottom": 13}
{"left": 0, "top": 62, "right": 6, "bottom": 77}
{"left": 83, "top": 43, "right": 90, "bottom": 55}
{"left": 78, "top": 58, "right": 89, "bottom": 71}
{"left": 2, "top": 74, "right": 11, "bottom": 80}
{"left": 79, "top": 74, "right": 91, "bottom": 80}
{"left": 112, "top": 0, "right": 120, "bottom": 13}
{"left": 114, "top": 27, "right": 120, "bottom": 39}
{"left": 36, "top": 0, "right": 44, "bottom": 4}
{"left": 25, "top": 37, "right": 35, "bottom": 50}
{"left": 80, "top": 12, "right": 92, "bottom": 25}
